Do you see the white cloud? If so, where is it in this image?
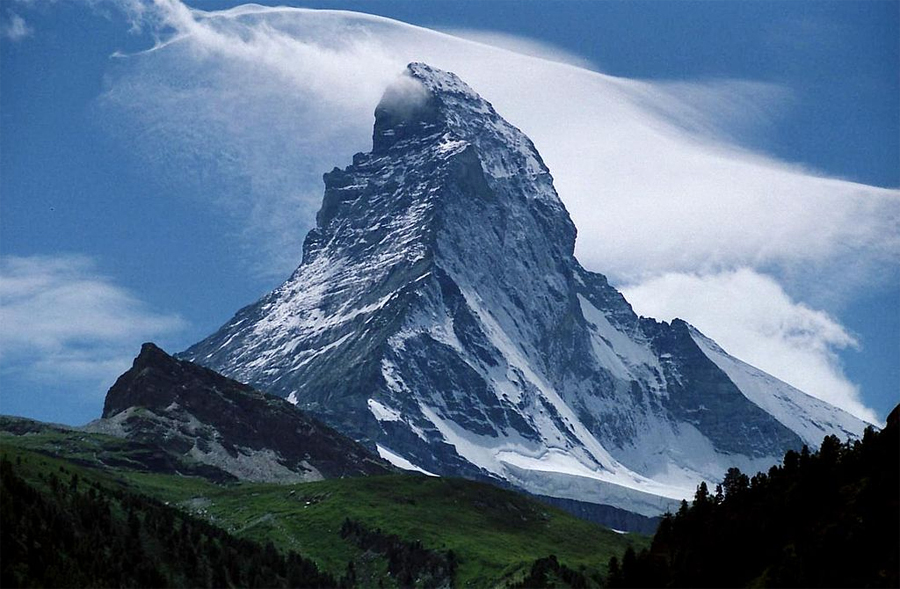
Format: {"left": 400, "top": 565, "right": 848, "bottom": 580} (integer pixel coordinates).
{"left": 93, "top": 2, "right": 896, "bottom": 417}
{"left": 621, "top": 269, "right": 879, "bottom": 424}
{"left": 2, "top": 12, "right": 33, "bottom": 41}
{"left": 438, "top": 28, "right": 597, "bottom": 70}
{"left": 0, "top": 254, "right": 185, "bottom": 392}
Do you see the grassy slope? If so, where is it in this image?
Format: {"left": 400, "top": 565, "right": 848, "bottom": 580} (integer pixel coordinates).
{"left": 0, "top": 428, "right": 647, "bottom": 587}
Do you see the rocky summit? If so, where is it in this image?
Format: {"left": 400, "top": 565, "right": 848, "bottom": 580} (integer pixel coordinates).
{"left": 181, "top": 63, "right": 872, "bottom": 516}
{"left": 90, "top": 343, "right": 390, "bottom": 482}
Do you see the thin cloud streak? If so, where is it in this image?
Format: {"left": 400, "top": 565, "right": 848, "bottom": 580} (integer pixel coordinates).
{"left": 94, "top": 1, "right": 897, "bottom": 419}
{"left": 439, "top": 27, "right": 597, "bottom": 70}
{"left": 2, "top": 12, "right": 33, "bottom": 41}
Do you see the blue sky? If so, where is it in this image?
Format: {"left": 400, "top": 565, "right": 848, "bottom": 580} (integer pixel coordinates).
{"left": 1, "top": 0, "right": 897, "bottom": 425}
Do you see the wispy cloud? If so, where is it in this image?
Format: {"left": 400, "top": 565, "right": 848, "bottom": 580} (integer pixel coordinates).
{"left": 0, "top": 254, "right": 185, "bottom": 403}
{"left": 2, "top": 12, "right": 33, "bottom": 41}
{"left": 91, "top": 1, "right": 897, "bottom": 418}
{"left": 96, "top": 3, "right": 899, "bottom": 281}
{"left": 439, "top": 27, "right": 597, "bottom": 70}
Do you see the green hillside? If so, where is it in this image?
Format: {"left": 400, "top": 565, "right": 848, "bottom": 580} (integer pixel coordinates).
{"left": 0, "top": 422, "right": 647, "bottom": 587}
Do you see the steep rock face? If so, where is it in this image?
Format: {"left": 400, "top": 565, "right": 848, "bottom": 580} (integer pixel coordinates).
{"left": 182, "top": 63, "right": 871, "bottom": 515}
{"left": 92, "top": 343, "right": 390, "bottom": 482}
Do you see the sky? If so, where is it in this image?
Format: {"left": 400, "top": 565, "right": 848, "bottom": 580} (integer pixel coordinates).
{"left": 1, "top": 0, "right": 897, "bottom": 426}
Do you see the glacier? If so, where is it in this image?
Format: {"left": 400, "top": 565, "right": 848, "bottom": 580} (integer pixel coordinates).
{"left": 181, "top": 63, "right": 873, "bottom": 517}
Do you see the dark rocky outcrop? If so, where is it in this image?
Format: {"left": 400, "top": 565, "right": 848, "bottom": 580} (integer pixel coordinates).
{"left": 92, "top": 343, "right": 391, "bottom": 482}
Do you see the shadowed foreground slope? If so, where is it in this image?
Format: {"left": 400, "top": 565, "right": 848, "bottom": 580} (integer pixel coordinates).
{"left": 0, "top": 453, "right": 336, "bottom": 588}
{"left": 607, "top": 405, "right": 900, "bottom": 588}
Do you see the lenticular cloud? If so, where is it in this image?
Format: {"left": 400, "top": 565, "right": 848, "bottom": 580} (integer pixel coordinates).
{"left": 99, "top": 1, "right": 898, "bottom": 421}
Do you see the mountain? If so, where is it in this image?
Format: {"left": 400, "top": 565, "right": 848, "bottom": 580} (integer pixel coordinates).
{"left": 181, "top": 63, "right": 872, "bottom": 516}
{"left": 87, "top": 343, "right": 390, "bottom": 482}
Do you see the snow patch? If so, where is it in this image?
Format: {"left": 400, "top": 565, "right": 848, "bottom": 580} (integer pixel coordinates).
{"left": 368, "top": 398, "right": 402, "bottom": 422}
{"left": 578, "top": 294, "right": 663, "bottom": 390}
{"left": 376, "top": 444, "right": 438, "bottom": 476}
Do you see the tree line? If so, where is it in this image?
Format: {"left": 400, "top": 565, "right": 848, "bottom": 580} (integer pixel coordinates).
{"left": 340, "top": 517, "right": 457, "bottom": 587}
{"left": 606, "top": 406, "right": 899, "bottom": 588}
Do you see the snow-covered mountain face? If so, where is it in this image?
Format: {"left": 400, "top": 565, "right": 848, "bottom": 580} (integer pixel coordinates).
{"left": 182, "top": 63, "right": 872, "bottom": 516}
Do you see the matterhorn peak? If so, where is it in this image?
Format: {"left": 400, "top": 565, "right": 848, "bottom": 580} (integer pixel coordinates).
{"left": 374, "top": 64, "right": 570, "bottom": 221}
{"left": 407, "top": 62, "right": 479, "bottom": 97}
{"left": 373, "top": 62, "right": 509, "bottom": 155}
{"left": 182, "top": 63, "right": 870, "bottom": 523}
